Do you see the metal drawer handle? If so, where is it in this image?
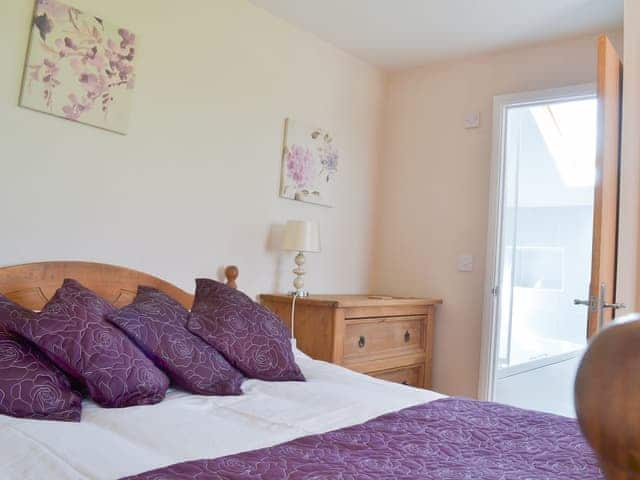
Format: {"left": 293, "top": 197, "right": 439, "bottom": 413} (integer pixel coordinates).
{"left": 358, "top": 336, "right": 366, "bottom": 348}
{"left": 404, "top": 331, "right": 411, "bottom": 343}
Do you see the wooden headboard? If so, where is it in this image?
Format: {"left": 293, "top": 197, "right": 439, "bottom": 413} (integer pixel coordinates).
{"left": 0, "top": 261, "right": 239, "bottom": 310}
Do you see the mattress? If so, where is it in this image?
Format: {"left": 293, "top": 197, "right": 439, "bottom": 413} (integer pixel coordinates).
{"left": 0, "top": 349, "right": 444, "bottom": 480}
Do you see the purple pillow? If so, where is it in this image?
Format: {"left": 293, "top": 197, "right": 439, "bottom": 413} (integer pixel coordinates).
{"left": 106, "top": 286, "right": 244, "bottom": 396}
{"left": 0, "top": 296, "right": 82, "bottom": 422}
{"left": 187, "top": 279, "right": 304, "bottom": 382}
{"left": 5, "top": 279, "right": 169, "bottom": 408}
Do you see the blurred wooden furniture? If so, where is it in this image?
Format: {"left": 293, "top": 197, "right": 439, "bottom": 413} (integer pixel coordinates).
{"left": 575, "top": 315, "right": 640, "bottom": 480}
{"left": 260, "top": 294, "right": 442, "bottom": 388}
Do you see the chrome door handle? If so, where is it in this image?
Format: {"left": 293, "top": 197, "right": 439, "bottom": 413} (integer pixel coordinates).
{"left": 574, "top": 298, "right": 626, "bottom": 310}
{"left": 602, "top": 302, "right": 627, "bottom": 310}
{"left": 574, "top": 297, "right": 597, "bottom": 310}
{"left": 575, "top": 284, "right": 628, "bottom": 333}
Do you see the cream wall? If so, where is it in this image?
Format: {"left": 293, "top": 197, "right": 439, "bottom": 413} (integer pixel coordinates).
{"left": 621, "top": 0, "right": 640, "bottom": 309}
{"left": 0, "top": 0, "right": 385, "bottom": 298}
{"left": 372, "top": 32, "right": 623, "bottom": 398}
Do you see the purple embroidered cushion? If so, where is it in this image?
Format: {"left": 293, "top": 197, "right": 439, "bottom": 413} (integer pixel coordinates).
{"left": 187, "top": 279, "right": 304, "bottom": 382}
{"left": 106, "top": 286, "right": 244, "bottom": 396}
{"left": 0, "top": 296, "right": 82, "bottom": 422}
{"left": 4, "top": 279, "right": 169, "bottom": 408}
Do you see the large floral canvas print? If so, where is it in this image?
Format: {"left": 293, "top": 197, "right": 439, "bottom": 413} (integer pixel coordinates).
{"left": 20, "top": 0, "right": 136, "bottom": 134}
{"left": 280, "top": 119, "right": 339, "bottom": 207}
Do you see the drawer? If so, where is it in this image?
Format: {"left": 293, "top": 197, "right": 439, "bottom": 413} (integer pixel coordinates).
{"left": 343, "top": 316, "right": 425, "bottom": 360}
{"left": 370, "top": 364, "right": 423, "bottom": 388}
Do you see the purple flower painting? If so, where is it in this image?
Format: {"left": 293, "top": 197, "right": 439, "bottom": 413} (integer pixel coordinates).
{"left": 280, "top": 119, "right": 340, "bottom": 207}
{"left": 20, "top": 0, "right": 136, "bottom": 134}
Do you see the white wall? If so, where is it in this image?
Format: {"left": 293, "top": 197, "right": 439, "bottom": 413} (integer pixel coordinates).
{"left": 620, "top": 0, "right": 640, "bottom": 310}
{"left": 0, "top": 0, "right": 385, "bottom": 299}
{"left": 372, "top": 32, "right": 623, "bottom": 398}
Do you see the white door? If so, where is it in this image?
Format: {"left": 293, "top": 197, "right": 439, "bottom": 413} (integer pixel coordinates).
{"left": 481, "top": 84, "right": 599, "bottom": 417}
{"left": 480, "top": 36, "right": 624, "bottom": 417}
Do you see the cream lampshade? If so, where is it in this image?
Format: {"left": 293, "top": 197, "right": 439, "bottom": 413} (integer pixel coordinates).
{"left": 282, "top": 220, "right": 320, "bottom": 297}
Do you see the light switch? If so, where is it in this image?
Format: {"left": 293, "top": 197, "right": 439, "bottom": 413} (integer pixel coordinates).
{"left": 458, "top": 254, "right": 473, "bottom": 272}
{"left": 464, "top": 112, "right": 481, "bottom": 129}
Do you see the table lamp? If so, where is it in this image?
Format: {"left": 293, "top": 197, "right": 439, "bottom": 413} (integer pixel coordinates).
{"left": 282, "top": 220, "right": 320, "bottom": 297}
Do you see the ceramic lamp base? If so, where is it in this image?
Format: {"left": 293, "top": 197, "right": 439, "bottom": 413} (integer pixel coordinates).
{"left": 290, "top": 251, "right": 310, "bottom": 297}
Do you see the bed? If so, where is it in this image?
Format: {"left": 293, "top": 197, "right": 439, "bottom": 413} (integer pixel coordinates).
{"left": 0, "top": 261, "right": 632, "bottom": 479}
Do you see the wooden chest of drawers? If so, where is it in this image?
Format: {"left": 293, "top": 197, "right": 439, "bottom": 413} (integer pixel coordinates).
{"left": 260, "top": 294, "right": 441, "bottom": 389}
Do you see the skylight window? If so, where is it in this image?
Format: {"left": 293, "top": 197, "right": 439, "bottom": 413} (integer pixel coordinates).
{"left": 530, "top": 98, "right": 597, "bottom": 188}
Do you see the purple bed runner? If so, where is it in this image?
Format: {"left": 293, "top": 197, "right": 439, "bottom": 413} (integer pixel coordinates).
{"left": 123, "top": 397, "right": 602, "bottom": 480}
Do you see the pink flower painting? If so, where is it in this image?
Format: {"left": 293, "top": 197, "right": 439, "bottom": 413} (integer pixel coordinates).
{"left": 280, "top": 119, "right": 340, "bottom": 207}
{"left": 286, "top": 145, "right": 314, "bottom": 187}
{"left": 20, "top": 0, "right": 136, "bottom": 134}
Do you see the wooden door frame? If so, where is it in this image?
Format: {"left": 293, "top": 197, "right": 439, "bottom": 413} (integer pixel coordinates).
{"left": 478, "top": 83, "right": 597, "bottom": 401}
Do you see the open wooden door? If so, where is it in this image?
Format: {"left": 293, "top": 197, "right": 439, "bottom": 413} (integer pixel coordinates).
{"left": 584, "top": 35, "right": 624, "bottom": 338}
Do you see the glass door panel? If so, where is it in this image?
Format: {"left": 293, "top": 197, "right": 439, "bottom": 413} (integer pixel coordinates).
{"left": 494, "top": 98, "right": 597, "bottom": 414}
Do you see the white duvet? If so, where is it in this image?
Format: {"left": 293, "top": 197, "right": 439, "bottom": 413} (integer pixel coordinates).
{"left": 0, "top": 350, "right": 444, "bottom": 480}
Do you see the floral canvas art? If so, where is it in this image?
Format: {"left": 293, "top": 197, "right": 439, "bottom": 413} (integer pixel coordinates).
{"left": 280, "top": 119, "right": 339, "bottom": 207}
{"left": 20, "top": 0, "right": 136, "bottom": 134}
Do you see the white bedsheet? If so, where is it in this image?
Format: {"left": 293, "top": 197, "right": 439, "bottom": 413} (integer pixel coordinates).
{"left": 0, "top": 350, "right": 444, "bottom": 480}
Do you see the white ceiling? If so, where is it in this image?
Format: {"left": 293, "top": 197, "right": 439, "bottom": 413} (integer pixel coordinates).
{"left": 249, "top": 0, "right": 624, "bottom": 70}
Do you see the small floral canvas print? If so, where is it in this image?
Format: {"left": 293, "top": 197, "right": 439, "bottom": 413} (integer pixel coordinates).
{"left": 280, "top": 119, "right": 339, "bottom": 207}
{"left": 20, "top": 0, "right": 136, "bottom": 134}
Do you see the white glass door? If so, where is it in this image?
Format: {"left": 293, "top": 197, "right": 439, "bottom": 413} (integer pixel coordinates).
{"left": 493, "top": 96, "right": 597, "bottom": 417}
